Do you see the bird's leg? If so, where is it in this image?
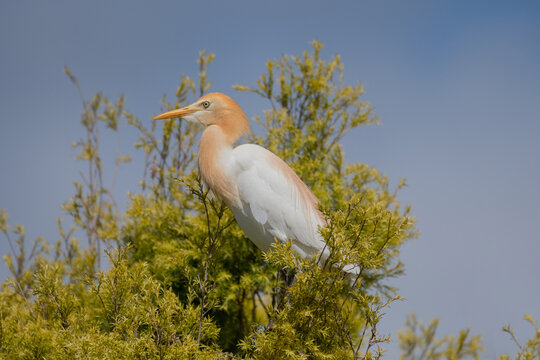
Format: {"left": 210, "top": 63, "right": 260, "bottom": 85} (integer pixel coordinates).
{"left": 270, "top": 268, "right": 285, "bottom": 313}
{"left": 265, "top": 268, "right": 293, "bottom": 330}
{"left": 274, "top": 268, "right": 296, "bottom": 313}
{"left": 282, "top": 268, "right": 297, "bottom": 287}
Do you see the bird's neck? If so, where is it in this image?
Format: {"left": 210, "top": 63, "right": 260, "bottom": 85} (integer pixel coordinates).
{"left": 198, "top": 125, "right": 240, "bottom": 206}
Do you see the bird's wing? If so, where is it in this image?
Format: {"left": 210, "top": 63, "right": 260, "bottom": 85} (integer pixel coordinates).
{"left": 231, "top": 144, "right": 326, "bottom": 256}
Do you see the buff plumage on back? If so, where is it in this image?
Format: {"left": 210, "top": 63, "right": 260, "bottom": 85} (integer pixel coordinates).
{"left": 266, "top": 152, "right": 325, "bottom": 227}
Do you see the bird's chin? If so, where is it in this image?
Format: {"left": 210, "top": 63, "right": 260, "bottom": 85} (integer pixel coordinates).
{"left": 182, "top": 114, "right": 200, "bottom": 124}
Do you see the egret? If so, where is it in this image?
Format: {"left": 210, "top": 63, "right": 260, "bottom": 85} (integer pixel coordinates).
{"left": 155, "top": 93, "right": 347, "bottom": 270}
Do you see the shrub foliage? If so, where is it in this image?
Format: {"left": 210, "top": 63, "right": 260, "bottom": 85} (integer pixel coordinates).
{"left": 0, "top": 42, "right": 534, "bottom": 359}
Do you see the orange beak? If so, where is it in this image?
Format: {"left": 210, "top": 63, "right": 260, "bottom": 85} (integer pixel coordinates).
{"left": 153, "top": 104, "right": 198, "bottom": 120}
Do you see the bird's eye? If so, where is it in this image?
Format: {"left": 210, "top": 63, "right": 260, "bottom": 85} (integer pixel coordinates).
{"left": 201, "top": 101, "right": 210, "bottom": 109}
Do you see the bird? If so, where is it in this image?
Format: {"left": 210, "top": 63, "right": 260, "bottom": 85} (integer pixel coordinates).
{"left": 154, "top": 92, "right": 345, "bottom": 270}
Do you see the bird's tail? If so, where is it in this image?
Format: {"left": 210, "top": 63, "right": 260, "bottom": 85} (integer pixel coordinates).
{"left": 317, "top": 247, "right": 361, "bottom": 280}
{"left": 341, "top": 263, "right": 361, "bottom": 275}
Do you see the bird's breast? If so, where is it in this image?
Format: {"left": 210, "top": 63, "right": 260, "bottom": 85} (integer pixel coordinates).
{"left": 198, "top": 127, "right": 241, "bottom": 207}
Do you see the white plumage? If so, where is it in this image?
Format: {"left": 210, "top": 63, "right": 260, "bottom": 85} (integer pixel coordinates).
{"left": 228, "top": 144, "right": 327, "bottom": 258}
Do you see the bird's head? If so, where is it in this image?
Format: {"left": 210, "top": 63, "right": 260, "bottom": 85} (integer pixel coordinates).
{"left": 154, "top": 92, "right": 251, "bottom": 142}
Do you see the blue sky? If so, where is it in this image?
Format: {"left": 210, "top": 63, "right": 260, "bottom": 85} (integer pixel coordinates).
{"left": 1, "top": 1, "right": 539, "bottom": 357}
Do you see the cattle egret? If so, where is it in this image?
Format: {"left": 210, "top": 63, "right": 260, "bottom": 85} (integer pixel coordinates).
{"left": 155, "top": 93, "right": 352, "bottom": 271}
